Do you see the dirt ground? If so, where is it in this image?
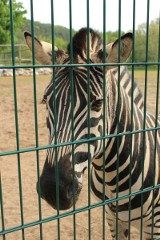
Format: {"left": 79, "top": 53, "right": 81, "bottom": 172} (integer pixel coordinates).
{"left": 0, "top": 70, "right": 159, "bottom": 240}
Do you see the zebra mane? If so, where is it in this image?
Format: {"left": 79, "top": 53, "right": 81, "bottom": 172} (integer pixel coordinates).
{"left": 67, "top": 28, "right": 103, "bottom": 60}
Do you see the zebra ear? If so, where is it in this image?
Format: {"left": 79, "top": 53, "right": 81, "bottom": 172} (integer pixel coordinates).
{"left": 24, "top": 32, "right": 65, "bottom": 64}
{"left": 106, "top": 70, "right": 118, "bottom": 121}
{"left": 106, "top": 33, "right": 133, "bottom": 68}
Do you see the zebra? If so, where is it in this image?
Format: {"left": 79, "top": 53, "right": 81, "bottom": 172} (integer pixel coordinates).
{"left": 25, "top": 28, "right": 160, "bottom": 239}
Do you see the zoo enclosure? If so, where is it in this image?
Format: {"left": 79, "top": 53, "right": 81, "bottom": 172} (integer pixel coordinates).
{"left": 0, "top": 44, "right": 32, "bottom": 66}
{"left": 0, "top": 0, "right": 160, "bottom": 240}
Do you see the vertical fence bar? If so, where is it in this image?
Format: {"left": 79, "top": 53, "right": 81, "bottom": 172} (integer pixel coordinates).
{"left": 86, "top": 1, "right": 91, "bottom": 239}
{"left": 102, "top": 1, "right": 106, "bottom": 239}
{"left": 50, "top": 1, "right": 61, "bottom": 239}
{"left": 115, "top": 0, "right": 122, "bottom": 238}
{"left": 128, "top": 1, "right": 136, "bottom": 239}
{"left": 151, "top": 14, "right": 160, "bottom": 238}
{"left": 69, "top": 0, "right": 77, "bottom": 239}
{"left": 50, "top": 3, "right": 61, "bottom": 238}
{"left": 9, "top": 1, "right": 25, "bottom": 239}
{"left": 53, "top": 58, "right": 60, "bottom": 239}
{"left": 0, "top": 174, "right": 5, "bottom": 240}
{"left": 140, "top": 1, "right": 150, "bottom": 239}
{"left": 29, "top": 1, "right": 43, "bottom": 238}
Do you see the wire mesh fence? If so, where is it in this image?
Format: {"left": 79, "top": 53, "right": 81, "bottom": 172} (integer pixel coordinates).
{"left": 0, "top": 0, "right": 160, "bottom": 240}
{"left": 0, "top": 44, "right": 32, "bottom": 66}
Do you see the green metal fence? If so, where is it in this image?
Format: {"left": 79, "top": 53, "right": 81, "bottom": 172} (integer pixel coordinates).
{"left": 0, "top": 0, "right": 160, "bottom": 239}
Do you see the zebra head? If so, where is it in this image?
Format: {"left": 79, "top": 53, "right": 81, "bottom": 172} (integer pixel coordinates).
{"left": 25, "top": 28, "right": 132, "bottom": 210}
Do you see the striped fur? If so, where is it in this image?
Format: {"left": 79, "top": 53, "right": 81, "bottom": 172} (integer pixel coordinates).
{"left": 25, "top": 28, "right": 160, "bottom": 239}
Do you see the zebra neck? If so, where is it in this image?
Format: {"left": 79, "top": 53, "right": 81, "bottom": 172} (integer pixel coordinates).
{"left": 106, "top": 73, "right": 130, "bottom": 136}
{"left": 93, "top": 75, "right": 131, "bottom": 168}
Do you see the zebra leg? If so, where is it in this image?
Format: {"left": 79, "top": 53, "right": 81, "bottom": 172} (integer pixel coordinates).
{"left": 142, "top": 230, "right": 160, "bottom": 240}
{"left": 105, "top": 206, "right": 129, "bottom": 240}
{"left": 141, "top": 201, "right": 160, "bottom": 240}
{"left": 142, "top": 223, "right": 160, "bottom": 240}
{"left": 106, "top": 217, "right": 129, "bottom": 239}
{"left": 107, "top": 218, "right": 160, "bottom": 239}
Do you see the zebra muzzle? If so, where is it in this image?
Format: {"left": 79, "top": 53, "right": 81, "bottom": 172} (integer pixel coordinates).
{"left": 37, "top": 158, "right": 83, "bottom": 210}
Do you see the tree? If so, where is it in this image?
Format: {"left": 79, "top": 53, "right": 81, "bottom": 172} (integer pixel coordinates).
{"left": 135, "top": 23, "right": 147, "bottom": 62}
{"left": 135, "top": 19, "right": 159, "bottom": 62}
{"left": 0, "top": 0, "right": 26, "bottom": 44}
{"left": 148, "top": 19, "right": 159, "bottom": 62}
{"left": 106, "top": 31, "right": 125, "bottom": 44}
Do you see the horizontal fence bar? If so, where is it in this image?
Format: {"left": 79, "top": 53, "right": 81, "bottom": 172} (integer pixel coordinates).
{"left": 0, "top": 61, "right": 160, "bottom": 69}
{"left": 1, "top": 126, "right": 160, "bottom": 157}
{"left": 1, "top": 182, "right": 160, "bottom": 236}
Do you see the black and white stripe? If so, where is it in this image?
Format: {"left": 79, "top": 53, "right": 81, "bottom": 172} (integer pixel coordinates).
{"left": 25, "top": 28, "right": 160, "bottom": 239}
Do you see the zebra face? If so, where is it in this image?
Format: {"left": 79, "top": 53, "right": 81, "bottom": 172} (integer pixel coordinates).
{"left": 25, "top": 28, "right": 132, "bottom": 210}
{"left": 38, "top": 64, "right": 104, "bottom": 210}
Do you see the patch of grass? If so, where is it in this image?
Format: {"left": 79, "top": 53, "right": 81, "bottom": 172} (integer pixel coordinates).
{"left": 129, "top": 69, "right": 157, "bottom": 79}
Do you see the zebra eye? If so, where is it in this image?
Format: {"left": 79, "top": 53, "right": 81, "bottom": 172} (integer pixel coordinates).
{"left": 91, "top": 99, "right": 103, "bottom": 111}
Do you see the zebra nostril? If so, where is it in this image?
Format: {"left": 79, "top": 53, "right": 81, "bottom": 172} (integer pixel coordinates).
{"left": 66, "top": 187, "right": 73, "bottom": 199}
{"left": 66, "top": 180, "right": 82, "bottom": 200}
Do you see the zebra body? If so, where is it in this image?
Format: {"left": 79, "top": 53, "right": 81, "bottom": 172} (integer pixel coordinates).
{"left": 25, "top": 28, "right": 160, "bottom": 239}
{"left": 111, "top": 66, "right": 144, "bottom": 110}
{"left": 91, "top": 71, "right": 160, "bottom": 238}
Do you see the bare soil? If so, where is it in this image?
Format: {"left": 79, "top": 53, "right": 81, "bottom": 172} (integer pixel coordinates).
{"left": 0, "top": 70, "right": 159, "bottom": 240}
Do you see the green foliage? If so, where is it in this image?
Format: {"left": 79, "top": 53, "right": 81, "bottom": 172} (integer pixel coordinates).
{"left": 1, "top": 9, "right": 159, "bottom": 64}
{"left": 135, "top": 18, "right": 159, "bottom": 62}
{"left": 0, "top": 0, "right": 27, "bottom": 44}
{"left": 15, "top": 18, "right": 160, "bottom": 64}
{"left": 54, "top": 37, "right": 68, "bottom": 49}
{"left": 106, "top": 31, "right": 125, "bottom": 43}
{"left": 15, "top": 20, "right": 75, "bottom": 49}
